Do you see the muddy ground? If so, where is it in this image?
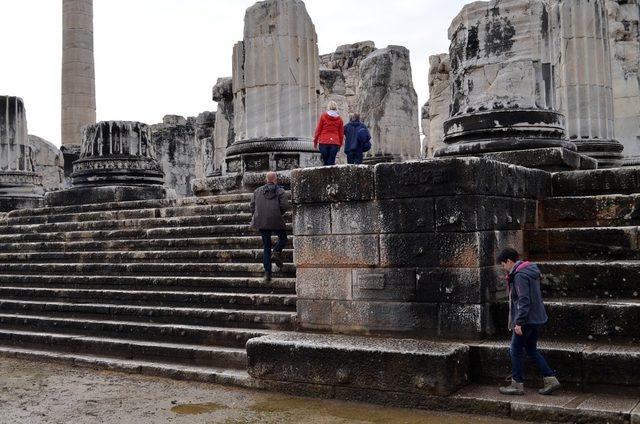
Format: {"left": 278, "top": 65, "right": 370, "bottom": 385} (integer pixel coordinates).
{"left": 0, "top": 357, "right": 520, "bottom": 423}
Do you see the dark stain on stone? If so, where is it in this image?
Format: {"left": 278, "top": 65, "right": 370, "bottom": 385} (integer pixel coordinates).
{"left": 466, "top": 25, "right": 480, "bottom": 60}
{"left": 541, "top": 5, "right": 549, "bottom": 39}
{"left": 484, "top": 17, "right": 516, "bottom": 57}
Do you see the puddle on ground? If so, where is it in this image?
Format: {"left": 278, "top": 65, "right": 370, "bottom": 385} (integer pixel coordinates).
{"left": 250, "top": 396, "right": 512, "bottom": 423}
{"left": 170, "top": 402, "right": 225, "bottom": 415}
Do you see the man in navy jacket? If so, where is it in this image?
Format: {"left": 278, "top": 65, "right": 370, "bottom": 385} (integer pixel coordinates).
{"left": 498, "top": 248, "right": 561, "bottom": 396}
{"left": 343, "top": 113, "right": 370, "bottom": 164}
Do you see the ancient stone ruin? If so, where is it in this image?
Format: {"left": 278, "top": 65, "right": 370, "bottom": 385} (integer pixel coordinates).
{"left": 0, "top": 96, "right": 43, "bottom": 212}
{"left": 1, "top": 0, "right": 640, "bottom": 422}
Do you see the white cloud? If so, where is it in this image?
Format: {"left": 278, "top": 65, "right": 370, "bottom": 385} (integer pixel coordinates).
{"left": 0, "top": 0, "right": 470, "bottom": 146}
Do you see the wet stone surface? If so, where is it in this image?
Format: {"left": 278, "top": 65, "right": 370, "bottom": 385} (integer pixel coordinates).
{"left": 0, "top": 357, "right": 521, "bottom": 424}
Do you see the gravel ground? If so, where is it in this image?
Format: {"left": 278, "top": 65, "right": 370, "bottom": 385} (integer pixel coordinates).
{"left": 0, "top": 357, "right": 520, "bottom": 424}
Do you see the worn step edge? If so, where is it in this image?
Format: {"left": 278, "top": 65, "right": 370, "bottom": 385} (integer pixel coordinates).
{"left": 0, "top": 346, "right": 253, "bottom": 388}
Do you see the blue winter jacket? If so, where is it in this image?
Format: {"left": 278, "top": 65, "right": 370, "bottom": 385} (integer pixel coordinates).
{"left": 344, "top": 121, "right": 367, "bottom": 153}
{"left": 508, "top": 261, "right": 548, "bottom": 327}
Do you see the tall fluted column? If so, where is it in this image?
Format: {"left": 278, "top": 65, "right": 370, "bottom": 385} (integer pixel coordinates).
{"left": 61, "top": 0, "right": 96, "bottom": 176}
{"left": 553, "top": 0, "right": 624, "bottom": 167}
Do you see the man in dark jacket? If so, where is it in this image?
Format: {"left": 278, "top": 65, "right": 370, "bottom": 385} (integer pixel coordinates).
{"left": 250, "top": 172, "right": 288, "bottom": 282}
{"left": 497, "top": 248, "right": 561, "bottom": 396}
{"left": 343, "top": 113, "right": 370, "bottom": 164}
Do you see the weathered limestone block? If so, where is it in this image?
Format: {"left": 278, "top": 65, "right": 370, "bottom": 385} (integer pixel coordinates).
{"left": 292, "top": 158, "right": 548, "bottom": 339}
{"left": 211, "top": 78, "right": 234, "bottom": 176}
{"left": 247, "top": 333, "right": 470, "bottom": 396}
{"left": 552, "top": 0, "right": 624, "bottom": 166}
{"left": 0, "top": 96, "right": 43, "bottom": 211}
{"left": 151, "top": 115, "right": 198, "bottom": 197}
{"left": 318, "top": 68, "right": 349, "bottom": 125}
{"left": 606, "top": 0, "right": 640, "bottom": 165}
{"left": 28, "top": 135, "right": 64, "bottom": 192}
{"left": 61, "top": 0, "right": 96, "bottom": 176}
{"left": 320, "top": 41, "right": 377, "bottom": 114}
{"left": 425, "top": 54, "right": 451, "bottom": 157}
{"left": 356, "top": 46, "right": 421, "bottom": 162}
{"left": 437, "top": 0, "right": 574, "bottom": 160}
{"left": 46, "top": 121, "right": 167, "bottom": 206}
{"left": 195, "top": 111, "right": 215, "bottom": 179}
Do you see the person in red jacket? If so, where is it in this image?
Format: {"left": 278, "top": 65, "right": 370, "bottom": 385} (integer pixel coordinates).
{"left": 313, "top": 101, "right": 344, "bottom": 166}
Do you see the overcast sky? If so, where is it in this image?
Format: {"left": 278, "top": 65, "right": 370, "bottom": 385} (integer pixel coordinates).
{"left": 0, "top": 0, "right": 470, "bottom": 147}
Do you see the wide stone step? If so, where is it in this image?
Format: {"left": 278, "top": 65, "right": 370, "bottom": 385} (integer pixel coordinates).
{"left": 2, "top": 202, "right": 252, "bottom": 226}
{"left": 468, "top": 339, "right": 640, "bottom": 391}
{"left": 0, "top": 287, "right": 297, "bottom": 310}
{"left": 0, "top": 236, "right": 271, "bottom": 253}
{"left": 0, "top": 212, "right": 261, "bottom": 234}
{"left": 540, "top": 194, "right": 640, "bottom": 228}
{"left": 0, "top": 329, "right": 247, "bottom": 368}
{"left": 525, "top": 226, "right": 640, "bottom": 260}
{"left": 538, "top": 260, "right": 640, "bottom": 299}
{"left": 0, "top": 299, "right": 297, "bottom": 330}
{"left": 492, "top": 299, "right": 640, "bottom": 343}
{"left": 0, "top": 262, "right": 296, "bottom": 278}
{"left": 0, "top": 313, "right": 273, "bottom": 349}
{"left": 0, "top": 224, "right": 293, "bottom": 243}
{"left": 0, "top": 274, "right": 296, "bottom": 293}
{"left": 552, "top": 167, "right": 640, "bottom": 196}
{"left": 5, "top": 193, "right": 255, "bottom": 219}
{"left": 0, "top": 249, "right": 294, "bottom": 264}
{"left": 0, "top": 346, "right": 253, "bottom": 387}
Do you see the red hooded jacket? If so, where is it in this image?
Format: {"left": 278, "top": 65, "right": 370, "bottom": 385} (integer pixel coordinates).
{"left": 314, "top": 112, "right": 344, "bottom": 147}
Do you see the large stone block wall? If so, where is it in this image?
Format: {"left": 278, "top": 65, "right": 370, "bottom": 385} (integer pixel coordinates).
{"left": 291, "top": 158, "right": 551, "bottom": 339}
{"left": 151, "top": 116, "right": 197, "bottom": 197}
{"left": 423, "top": 54, "right": 451, "bottom": 158}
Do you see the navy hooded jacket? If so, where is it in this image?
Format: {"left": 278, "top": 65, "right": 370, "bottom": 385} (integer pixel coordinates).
{"left": 344, "top": 121, "right": 368, "bottom": 153}
{"left": 508, "top": 260, "right": 548, "bottom": 327}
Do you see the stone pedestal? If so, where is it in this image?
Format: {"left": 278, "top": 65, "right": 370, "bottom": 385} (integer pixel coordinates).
{"left": 291, "top": 158, "right": 551, "bottom": 339}
{"left": 0, "top": 96, "right": 43, "bottom": 212}
{"left": 194, "top": 0, "right": 321, "bottom": 195}
{"left": 553, "top": 0, "right": 624, "bottom": 167}
{"left": 46, "top": 121, "right": 167, "bottom": 206}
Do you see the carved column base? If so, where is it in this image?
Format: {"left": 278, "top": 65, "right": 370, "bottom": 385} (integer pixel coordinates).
{"left": 0, "top": 172, "right": 44, "bottom": 212}
{"left": 194, "top": 137, "right": 321, "bottom": 195}
{"left": 573, "top": 139, "right": 625, "bottom": 169}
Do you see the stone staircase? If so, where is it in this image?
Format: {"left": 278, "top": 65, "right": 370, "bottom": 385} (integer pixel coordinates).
{"left": 0, "top": 193, "right": 296, "bottom": 384}
{"left": 471, "top": 168, "right": 640, "bottom": 394}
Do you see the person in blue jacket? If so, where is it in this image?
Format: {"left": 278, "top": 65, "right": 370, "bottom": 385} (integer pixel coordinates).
{"left": 497, "top": 247, "right": 561, "bottom": 396}
{"left": 343, "top": 113, "right": 371, "bottom": 164}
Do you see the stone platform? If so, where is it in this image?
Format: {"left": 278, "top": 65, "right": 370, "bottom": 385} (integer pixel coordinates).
{"left": 247, "top": 333, "right": 469, "bottom": 396}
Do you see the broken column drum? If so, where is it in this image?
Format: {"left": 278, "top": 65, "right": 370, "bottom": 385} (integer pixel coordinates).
{"left": 0, "top": 96, "right": 43, "bottom": 211}
{"left": 71, "top": 121, "right": 164, "bottom": 187}
{"left": 435, "top": 0, "right": 575, "bottom": 158}
{"left": 552, "top": 0, "right": 624, "bottom": 167}
{"left": 226, "top": 0, "right": 321, "bottom": 178}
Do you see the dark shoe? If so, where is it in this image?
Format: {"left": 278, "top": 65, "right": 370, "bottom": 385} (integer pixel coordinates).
{"left": 499, "top": 379, "right": 524, "bottom": 395}
{"left": 271, "top": 250, "right": 284, "bottom": 268}
{"left": 263, "top": 272, "right": 272, "bottom": 283}
{"left": 538, "top": 376, "right": 561, "bottom": 395}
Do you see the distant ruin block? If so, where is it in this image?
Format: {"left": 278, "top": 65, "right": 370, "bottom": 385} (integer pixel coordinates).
{"left": 357, "top": 46, "right": 421, "bottom": 162}
{"left": 607, "top": 0, "right": 640, "bottom": 165}
{"left": 28, "top": 135, "right": 64, "bottom": 192}
{"left": 46, "top": 121, "right": 167, "bottom": 206}
{"left": 424, "top": 54, "right": 451, "bottom": 158}
{"left": 292, "top": 158, "right": 550, "bottom": 338}
{"left": 211, "top": 78, "right": 234, "bottom": 177}
{"left": 0, "top": 96, "right": 43, "bottom": 211}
